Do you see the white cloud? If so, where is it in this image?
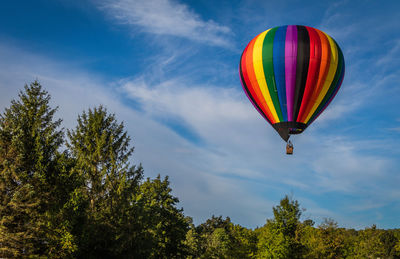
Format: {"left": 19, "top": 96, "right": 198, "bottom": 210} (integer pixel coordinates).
{"left": 121, "top": 77, "right": 256, "bottom": 142}
{"left": 96, "top": 0, "right": 233, "bottom": 47}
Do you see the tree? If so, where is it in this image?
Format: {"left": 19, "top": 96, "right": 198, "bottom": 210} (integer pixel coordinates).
{"left": 0, "top": 81, "right": 75, "bottom": 257}
{"left": 131, "top": 175, "right": 189, "bottom": 258}
{"left": 230, "top": 224, "right": 258, "bottom": 258}
{"left": 192, "top": 215, "right": 257, "bottom": 259}
{"left": 184, "top": 220, "right": 201, "bottom": 258}
{"left": 354, "top": 225, "right": 400, "bottom": 258}
{"left": 257, "top": 195, "right": 305, "bottom": 258}
{"left": 67, "top": 106, "right": 143, "bottom": 257}
{"left": 272, "top": 195, "right": 302, "bottom": 238}
{"left": 196, "top": 216, "right": 233, "bottom": 258}
{"left": 257, "top": 220, "right": 291, "bottom": 258}
{"left": 301, "top": 218, "right": 353, "bottom": 258}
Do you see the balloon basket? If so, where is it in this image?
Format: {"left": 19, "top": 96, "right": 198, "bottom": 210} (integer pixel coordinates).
{"left": 286, "top": 141, "right": 293, "bottom": 155}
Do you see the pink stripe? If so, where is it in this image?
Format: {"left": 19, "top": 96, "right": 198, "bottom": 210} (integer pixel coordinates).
{"left": 285, "top": 25, "right": 297, "bottom": 122}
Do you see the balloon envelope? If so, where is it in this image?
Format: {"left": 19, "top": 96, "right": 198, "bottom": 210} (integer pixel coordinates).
{"left": 239, "top": 25, "right": 345, "bottom": 141}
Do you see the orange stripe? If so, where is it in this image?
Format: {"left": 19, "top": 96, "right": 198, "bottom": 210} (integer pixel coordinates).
{"left": 243, "top": 35, "right": 276, "bottom": 123}
{"left": 304, "top": 32, "right": 339, "bottom": 124}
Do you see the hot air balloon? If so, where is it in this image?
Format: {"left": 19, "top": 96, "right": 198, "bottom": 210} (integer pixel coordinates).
{"left": 239, "top": 25, "right": 345, "bottom": 154}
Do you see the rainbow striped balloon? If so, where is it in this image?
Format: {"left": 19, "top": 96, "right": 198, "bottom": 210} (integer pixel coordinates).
{"left": 239, "top": 25, "right": 345, "bottom": 141}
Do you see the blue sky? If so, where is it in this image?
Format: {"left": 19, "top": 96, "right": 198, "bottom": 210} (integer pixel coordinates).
{"left": 1, "top": 0, "right": 400, "bottom": 229}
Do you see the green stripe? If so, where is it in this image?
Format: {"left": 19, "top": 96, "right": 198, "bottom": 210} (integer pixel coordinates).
{"left": 262, "top": 27, "right": 283, "bottom": 122}
{"left": 308, "top": 41, "right": 344, "bottom": 124}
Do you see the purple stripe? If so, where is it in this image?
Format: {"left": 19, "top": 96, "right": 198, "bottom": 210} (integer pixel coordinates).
{"left": 285, "top": 25, "right": 297, "bottom": 121}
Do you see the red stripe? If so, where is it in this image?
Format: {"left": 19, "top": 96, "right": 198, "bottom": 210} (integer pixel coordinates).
{"left": 240, "top": 47, "right": 271, "bottom": 124}
{"left": 308, "top": 68, "right": 345, "bottom": 125}
{"left": 298, "top": 28, "right": 331, "bottom": 122}
{"left": 297, "top": 26, "right": 322, "bottom": 122}
{"left": 241, "top": 35, "right": 276, "bottom": 123}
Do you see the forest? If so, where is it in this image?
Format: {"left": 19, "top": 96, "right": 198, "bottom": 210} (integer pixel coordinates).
{"left": 1, "top": 81, "right": 400, "bottom": 258}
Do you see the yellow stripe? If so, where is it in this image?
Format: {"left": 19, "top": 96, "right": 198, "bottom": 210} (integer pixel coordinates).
{"left": 252, "top": 29, "right": 280, "bottom": 122}
{"left": 304, "top": 32, "right": 339, "bottom": 124}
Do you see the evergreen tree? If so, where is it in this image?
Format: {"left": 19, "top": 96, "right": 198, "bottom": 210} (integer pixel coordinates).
{"left": 67, "top": 106, "right": 143, "bottom": 258}
{"left": 0, "top": 81, "right": 74, "bottom": 257}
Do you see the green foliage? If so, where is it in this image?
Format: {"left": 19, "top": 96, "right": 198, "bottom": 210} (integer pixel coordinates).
{"left": 257, "top": 220, "right": 291, "bottom": 258}
{"left": 231, "top": 224, "right": 258, "bottom": 258}
{"left": 185, "top": 216, "right": 257, "bottom": 258}
{"left": 132, "top": 175, "right": 189, "bottom": 258}
{"left": 256, "top": 195, "right": 305, "bottom": 258}
{"left": 353, "top": 225, "right": 400, "bottom": 258}
{"left": 184, "top": 221, "right": 202, "bottom": 258}
{"left": 272, "top": 195, "right": 301, "bottom": 238}
{"left": 196, "top": 216, "right": 235, "bottom": 258}
{"left": 301, "top": 218, "right": 355, "bottom": 258}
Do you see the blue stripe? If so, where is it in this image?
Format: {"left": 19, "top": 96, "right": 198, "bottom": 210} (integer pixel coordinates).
{"left": 273, "top": 25, "right": 288, "bottom": 121}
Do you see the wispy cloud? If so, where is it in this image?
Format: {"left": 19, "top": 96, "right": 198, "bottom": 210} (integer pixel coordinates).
{"left": 376, "top": 39, "right": 400, "bottom": 68}
{"left": 389, "top": 127, "right": 400, "bottom": 133}
{"left": 96, "top": 0, "right": 233, "bottom": 47}
{"left": 310, "top": 137, "right": 390, "bottom": 192}
{"left": 120, "top": 77, "right": 254, "bottom": 141}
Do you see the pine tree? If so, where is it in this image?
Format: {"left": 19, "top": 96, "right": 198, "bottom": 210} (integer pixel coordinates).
{"left": 67, "top": 106, "right": 190, "bottom": 258}
{"left": 0, "top": 81, "right": 71, "bottom": 257}
{"left": 67, "top": 106, "right": 143, "bottom": 258}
